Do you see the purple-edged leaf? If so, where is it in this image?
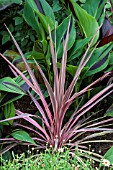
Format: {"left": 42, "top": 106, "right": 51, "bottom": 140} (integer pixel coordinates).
{"left": 64, "top": 29, "right": 99, "bottom": 101}
{"left": 63, "top": 87, "right": 113, "bottom": 139}
{"left": 59, "top": 20, "right": 70, "bottom": 105}
{"left": 0, "top": 143, "right": 17, "bottom": 155}
{"left": 4, "top": 24, "right": 38, "bottom": 88}
{"left": 34, "top": 60, "right": 56, "bottom": 118}
{"left": 16, "top": 110, "right": 50, "bottom": 141}
{"left": 0, "top": 138, "right": 15, "bottom": 141}
{"left": 0, "top": 53, "right": 53, "bottom": 128}
{"left": 48, "top": 25, "right": 59, "bottom": 103}
{"left": 0, "top": 113, "right": 32, "bottom": 123}
{"left": 28, "top": 91, "right": 51, "bottom": 130}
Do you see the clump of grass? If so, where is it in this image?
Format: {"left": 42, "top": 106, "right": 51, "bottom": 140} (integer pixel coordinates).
{"left": 0, "top": 147, "right": 113, "bottom": 170}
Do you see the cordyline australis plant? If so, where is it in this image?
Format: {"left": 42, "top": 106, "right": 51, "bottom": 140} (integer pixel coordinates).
{"left": 1, "top": 21, "right": 113, "bottom": 160}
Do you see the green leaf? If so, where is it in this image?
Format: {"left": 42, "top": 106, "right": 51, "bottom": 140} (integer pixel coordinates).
{"left": 14, "top": 17, "right": 23, "bottom": 25}
{"left": 39, "top": 0, "right": 55, "bottom": 21}
{"left": 83, "top": 0, "right": 100, "bottom": 17}
{"left": 26, "top": 0, "right": 39, "bottom": 12}
{"left": 35, "top": 11, "right": 55, "bottom": 33}
{"left": 53, "top": 3, "right": 62, "bottom": 12}
{"left": 66, "top": 64, "right": 87, "bottom": 77}
{"left": 0, "top": 77, "right": 25, "bottom": 94}
{"left": 0, "top": 0, "right": 22, "bottom": 6}
{"left": 2, "top": 33, "right": 10, "bottom": 45}
{"left": 23, "top": 1, "right": 41, "bottom": 38}
{"left": 105, "top": 104, "right": 113, "bottom": 117}
{"left": 85, "top": 43, "right": 113, "bottom": 76}
{"left": 104, "top": 146, "right": 113, "bottom": 164}
{"left": 70, "top": 1, "right": 99, "bottom": 45}
{"left": 52, "top": 15, "right": 76, "bottom": 58}
{"left": 96, "top": 0, "right": 107, "bottom": 23}
{"left": 4, "top": 102, "right": 15, "bottom": 124}
{"left": 57, "top": 62, "right": 87, "bottom": 77}
{"left": 68, "top": 37, "right": 91, "bottom": 62}
{"left": 11, "top": 130, "right": 36, "bottom": 145}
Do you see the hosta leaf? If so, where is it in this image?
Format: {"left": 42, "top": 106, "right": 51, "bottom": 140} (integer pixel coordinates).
{"left": 0, "top": 77, "right": 25, "bottom": 94}
{"left": 11, "top": 130, "right": 36, "bottom": 145}
{"left": 70, "top": 1, "right": 99, "bottom": 44}
{"left": 104, "top": 146, "right": 113, "bottom": 164}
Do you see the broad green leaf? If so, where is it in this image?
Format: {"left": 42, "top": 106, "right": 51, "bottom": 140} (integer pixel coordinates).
{"left": 70, "top": 1, "right": 99, "bottom": 44}
{"left": 86, "top": 56, "right": 109, "bottom": 77}
{"left": 27, "top": 0, "right": 55, "bottom": 21}
{"left": 57, "top": 62, "right": 87, "bottom": 77}
{"left": 23, "top": 1, "right": 41, "bottom": 38}
{"left": 68, "top": 37, "right": 91, "bottom": 62}
{"left": 96, "top": 0, "right": 107, "bottom": 23}
{"left": 40, "top": 0, "right": 55, "bottom": 21}
{"left": 85, "top": 43, "right": 113, "bottom": 76}
{"left": 0, "top": 0, "right": 22, "bottom": 6}
{"left": 11, "top": 130, "right": 36, "bottom": 145}
{"left": 4, "top": 102, "right": 15, "bottom": 124}
{"left": 83, "top": 0, "right": 100, "bottom": 17}
{"left": 53, "top": 3, "right": 62, "bottom": 12}
{"left": 52, "top": 15, "right": 73, "bottom": 49}
{"left": 25, "top": 0, "right": 38, "bottom": 12}
{"left": 66, "top": 64, "right": 87, "bottom": 77}
{"left": 104, "top": 146, "right": 113, "bottom": 164}
{"left": 109, "top": 52, "right": 113, "bottom": 64}
{"left": 52, "top": 15, "right": 76, "bottom": 58}
{"left": 0, "top": 77, "right": 25, "bottom": 94}
{"left": 31, "top": 40, "right": 48, "bottom": 60}
{"left": 34, "top": 11, "right": 55, "bottom": 33}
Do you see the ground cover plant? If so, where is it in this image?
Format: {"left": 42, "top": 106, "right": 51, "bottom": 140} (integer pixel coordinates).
{"left": 1, "top": 147, "right": 113, "bottom": 170}
{"left": 1, "top": 0, "right": 113, "bottom": 169}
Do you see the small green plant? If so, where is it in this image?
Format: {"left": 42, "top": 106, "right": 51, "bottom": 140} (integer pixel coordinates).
{"left": 1, "top": 147, "right": 113, "bottom": 170}
{"left": 0, "top": 148, "right": 94, "bottom": 170}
